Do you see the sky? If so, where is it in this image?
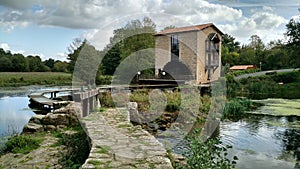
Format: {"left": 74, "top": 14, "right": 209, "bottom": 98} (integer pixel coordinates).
{"left": 0, "top": 0, "right": 299, "bottom": 61}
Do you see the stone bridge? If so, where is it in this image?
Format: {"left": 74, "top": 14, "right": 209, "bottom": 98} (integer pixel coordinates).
{"left": 72, "top": 88, "right": 174, "bottom": 169}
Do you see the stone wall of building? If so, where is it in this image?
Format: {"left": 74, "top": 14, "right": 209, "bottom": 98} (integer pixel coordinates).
{"left": 178, "top": 31, "right": 197, "bottom": 81}
{"left": 155, "top": 35, "right": 171, "bottom": 75}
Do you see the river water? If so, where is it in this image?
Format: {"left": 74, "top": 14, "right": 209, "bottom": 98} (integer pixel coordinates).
{"left": 220, "top": 115, "right": 300, "bottom": 169}
{"left": 220, "top": 98, "right": 300, "bottom": 169}
{"left": 0, "top": 86, "right": 71, "bottom": 149}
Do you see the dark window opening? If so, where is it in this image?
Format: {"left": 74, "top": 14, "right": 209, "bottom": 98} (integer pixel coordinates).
{"left": 171, "top": 34, "right": 179, "bottom": 60}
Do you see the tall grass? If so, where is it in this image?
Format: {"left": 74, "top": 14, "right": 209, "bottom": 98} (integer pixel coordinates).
{"left": 223, "top": 98, "right": 253, "bottom": 120}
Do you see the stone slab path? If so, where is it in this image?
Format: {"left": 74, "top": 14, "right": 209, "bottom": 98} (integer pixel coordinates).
{"left": 80, "top": 108, "right": 173, "bottom": 169}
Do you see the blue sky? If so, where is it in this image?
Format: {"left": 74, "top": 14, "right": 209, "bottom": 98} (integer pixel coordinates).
{"left": 0, "top": 0, "right": 299, "bottom": 61}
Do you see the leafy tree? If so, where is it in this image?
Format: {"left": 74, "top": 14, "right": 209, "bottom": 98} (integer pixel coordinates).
{"left": 27, "top": 55, "right": 48, "bottom": 72}
{"left": 53, "top": 61, "right": 68, "bottom": 72}
{"left": 72, "top": 42, "right": 102, "bottom": 85}
{"left": 239, "top": 47, "right": 256, "bottom": 65}
{"left": 11, "top": 54, "right": 29, "bottom": 72}
{"left": 285, "top": 10, "right": 300, "bottom": 67}
{"left": 0, "top": 57, "right": 12, "bottom": 71}
{"left": 222, "top": 34, "right": 240, "bottom": 53}
{"left": 221, "top": 34, "right": 241, "bottom": 66}
{"left": 101, "top": 16, "right": 156, "bottom": 76}
{"left": 43, "top": 58, "right": 55, "bottom": 71}
{"left": 67, "top": 39, "right": 86, "bottom": 72}
{"left": 101, "top": 44, "right": 121, "bottom": 75}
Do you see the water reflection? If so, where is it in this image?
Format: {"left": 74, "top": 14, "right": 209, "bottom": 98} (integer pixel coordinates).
{"left": 0, "top": 86, "right": 72, "bottom": 136}
{"left": 0, "top": 96, "right": 35, "bottom": 136}
{"left": 220, "top": 115, "right": 300, "bottom": 169}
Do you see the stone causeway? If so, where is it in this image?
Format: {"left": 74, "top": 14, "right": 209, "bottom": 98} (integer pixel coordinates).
{"left": 80, "top": 108, "right": 173, "bottom": 169}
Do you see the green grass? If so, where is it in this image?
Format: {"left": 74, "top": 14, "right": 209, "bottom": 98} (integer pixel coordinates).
{"left": 95, "top": 145, "right": 111, "bottom": 154}
{"left": 0, "top": 72, "right": 72, "bottom": 87}
{"left": 3, "top": 134, "right": 42, "bottom": 154}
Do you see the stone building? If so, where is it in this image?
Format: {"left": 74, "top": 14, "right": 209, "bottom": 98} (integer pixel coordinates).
{"left": 155, "top": 23, "right": 223, "bottom": 84}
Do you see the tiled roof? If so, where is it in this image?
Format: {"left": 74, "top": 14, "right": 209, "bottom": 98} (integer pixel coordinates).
{"left": 155, "top": 23, "right": 223, "bottom": 35}
{"left": 230, "top": 65, "right": 257, "bottom": 70}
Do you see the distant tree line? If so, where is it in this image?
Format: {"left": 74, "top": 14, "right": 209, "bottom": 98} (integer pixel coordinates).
{"left": 0, "top": 49, "right": 68, "bottom": 72}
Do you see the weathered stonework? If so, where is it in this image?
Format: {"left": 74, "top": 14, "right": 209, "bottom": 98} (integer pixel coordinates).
{"left": 22, "top": 102, "right": 82, "bottom": 133}
{"left": 80, "top": 108, "right": 173, "bottom": 169}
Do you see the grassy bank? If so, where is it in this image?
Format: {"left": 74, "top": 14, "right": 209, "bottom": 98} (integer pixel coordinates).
{"left": 0, "top": 72, "right": 72, "bottom": 87}
{"left": 0, "top": 124, "right": 89, "bottom": 169}
{"left": 227, "top": 71, "right": 300, "bottom": 99}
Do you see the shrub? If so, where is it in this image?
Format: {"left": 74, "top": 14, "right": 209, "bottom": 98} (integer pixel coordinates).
{"left": 4, "top": 135, "right": 41, "bottom": 154}
{"left": 180, "top": 136, "right": 238, "bottom": 169}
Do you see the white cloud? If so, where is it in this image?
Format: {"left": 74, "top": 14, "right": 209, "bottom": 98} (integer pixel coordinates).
{"left": 0, "top": 0, "right": 297, "bottom": 51}
{"left": 0, "top": 43, "right": 10, "bottom": 51}
{"left": 52, "top": 52, "right": 67, "bottom": 61}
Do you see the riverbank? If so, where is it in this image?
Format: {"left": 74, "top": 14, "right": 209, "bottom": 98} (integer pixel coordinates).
{"left": 0, "top": 125, "right": 89, "bottom": 169}
{"left": 227, "top": 70, "right": 300, "bottom": 99}
{"left": 0, "top": 103, "right": 90, "bottom": 169}
{"left": 0, "top": 72, "right": 72, "bottom": 87}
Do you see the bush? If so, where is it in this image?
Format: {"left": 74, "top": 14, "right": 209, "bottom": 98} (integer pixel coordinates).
{"left": 271, "top": 71, "right": 300, "bottom": 83}
{"left": 4, "top": 135, "right": 41, "bottom": 154}
{"left": 180, "top": 137, "right": 238, "bottom": 169}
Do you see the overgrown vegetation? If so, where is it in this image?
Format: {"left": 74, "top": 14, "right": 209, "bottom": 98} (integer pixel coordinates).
{"left": 181, "top": 138, "right": 238, "bottom": 169}
{"left": 171, "top": 127, "right": 238, "bottom": 169}
{"left": 3, "top": 134, "right": 42, "bottom": 154}
{"left": 53, "top": 125, "right": 90, "bottom": 169}
{"left": 227, "top": 71, "right": 300, "bottom": 99}
{"left": 222, "top": 98, "right": 259, "bottom": 120}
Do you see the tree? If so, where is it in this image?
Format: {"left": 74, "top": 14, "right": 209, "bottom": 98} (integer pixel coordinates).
{"left": 72, "top": 43, "right": 102, "bottom": 85}
{"left": 11, "top": 54, "right": 29, "bottom": 72}
{"left": 53, "top": 61, "right": 68, "bottom": 72}
{"left": 27, "top": 55, "right": 48, "bottom": 72}
{"left": 101, "top": 44, "right": 121, "bottom": 75}
{"left": 0, "top": 57, "right": 12, "bottom": 71}
{"left": 285, "top": 10, "right": 300, "bottom": 67}
{"left": 222, "top": 34, "right": 240, "bottom": 53}
{"left": 239, "top": 47, "right": 256, "bottom": 65}
{"left": 67, "top": 39, "right": 86, "bottom": 72}
{"left": 43, "top": 58, "right": 55, "bottom": 71}
{"left": 101, "top": 16, "right": 156, "bottom": 76}
{"left": 221, "top": 34, "right": 241, "bottom": 66}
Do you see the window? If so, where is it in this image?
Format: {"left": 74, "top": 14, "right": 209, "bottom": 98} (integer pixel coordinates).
{"left": 205, "top": 33, "right": 220, "bottom": 80}
{"left": 171, "top": 34, "right": 179, "bottom": 60}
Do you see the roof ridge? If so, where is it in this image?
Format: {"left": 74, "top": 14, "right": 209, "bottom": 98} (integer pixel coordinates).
{"left": 155, "top": 23, "right": 218, "bottom": 35}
